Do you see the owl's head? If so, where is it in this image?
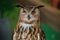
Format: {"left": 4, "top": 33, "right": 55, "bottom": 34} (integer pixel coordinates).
{"left": 17, "top": 5, "right": 44, "bottom": 23}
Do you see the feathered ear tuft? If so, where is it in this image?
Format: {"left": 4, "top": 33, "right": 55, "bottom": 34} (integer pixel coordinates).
{"left": 16, "top": 5, "right": 24, "bottom": 8}
{"left": 37, "top": 5, "right": 44, "bottom": 8}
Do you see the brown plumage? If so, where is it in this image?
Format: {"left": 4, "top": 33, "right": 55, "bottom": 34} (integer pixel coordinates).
{"left": 13, "top": 5, "right": 45, "bottom": 40}
{"left": 16, "top": 0, "right": 60, "bottom": 32}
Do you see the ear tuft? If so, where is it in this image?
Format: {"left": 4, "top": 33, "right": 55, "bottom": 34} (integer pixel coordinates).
{"left": 37, "top": 5, "right": 44, "bottom": 8}
{"left": 16, "top": 5, "right": 20, "bottom": 7}
{"left": 16, "top": 5, "right": 24, "bottom": 8}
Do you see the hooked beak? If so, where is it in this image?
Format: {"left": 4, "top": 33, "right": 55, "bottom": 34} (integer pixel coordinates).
{"left": 27, "top": 15, "right": 31, "bottom": 20}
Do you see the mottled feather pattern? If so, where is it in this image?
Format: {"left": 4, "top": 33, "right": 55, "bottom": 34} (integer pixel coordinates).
{"left": 13, "top": 6, "right": 45, "bottom": 40}
{"left": 13, "top": 25, "right": 45, "bottom": 40}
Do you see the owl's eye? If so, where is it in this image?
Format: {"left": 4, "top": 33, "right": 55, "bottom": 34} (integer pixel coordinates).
{"left": 23, "top": 10, "right": 26, "bottom": 13}
{"left": 31, "top": 11, "right": 36, "bottom": 15}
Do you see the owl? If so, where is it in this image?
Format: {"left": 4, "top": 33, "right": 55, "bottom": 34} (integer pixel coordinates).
{"left": 13, "top": 5, "right": 45, "bottom": 40}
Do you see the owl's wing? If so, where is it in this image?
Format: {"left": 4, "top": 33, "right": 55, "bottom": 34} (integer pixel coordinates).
{"left": 39, "top": 29, "right": 45, "bottom": 40}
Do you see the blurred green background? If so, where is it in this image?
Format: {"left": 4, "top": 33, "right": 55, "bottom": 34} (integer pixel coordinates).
{"left": 0, "top": 0, "right": 60, "bottom": 40}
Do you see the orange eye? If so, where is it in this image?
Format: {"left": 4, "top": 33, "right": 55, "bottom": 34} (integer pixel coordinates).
{"left": 31, "top": 11, "right": 36, "bottom": 15}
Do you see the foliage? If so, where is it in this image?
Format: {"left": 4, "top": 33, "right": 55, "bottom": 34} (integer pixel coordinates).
{"left": 0, "top": 0, "right": 17, "bottom": 11}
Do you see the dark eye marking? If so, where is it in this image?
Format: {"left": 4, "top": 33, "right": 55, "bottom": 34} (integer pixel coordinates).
{"left": 23, "top": 9, "right": 26, "bottom": 13}
{"left": 23, "top": 10, "right": 26, "bottom": 13}
{"left": 31, "top": 11, "right": 36, "bottom": 15}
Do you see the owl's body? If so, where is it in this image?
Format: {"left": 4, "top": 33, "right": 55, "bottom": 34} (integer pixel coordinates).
{"left": 13, "top": 6, "right": 45, "bottom": 40}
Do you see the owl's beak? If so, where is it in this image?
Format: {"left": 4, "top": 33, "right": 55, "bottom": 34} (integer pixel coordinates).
{"left": 27, "top": 15, "right": 31, "bottom": 20}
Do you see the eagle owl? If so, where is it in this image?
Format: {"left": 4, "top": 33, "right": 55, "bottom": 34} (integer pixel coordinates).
{"left": 13, "top": 5, "right": 45, "bottom": 40}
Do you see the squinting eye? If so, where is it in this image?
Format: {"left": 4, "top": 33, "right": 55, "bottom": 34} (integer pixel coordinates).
{"left": 31, "top": 11, "right": 36, "bottom": 15}
{"left": 23, "top": 10, "right": 26, "bottom": 13}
